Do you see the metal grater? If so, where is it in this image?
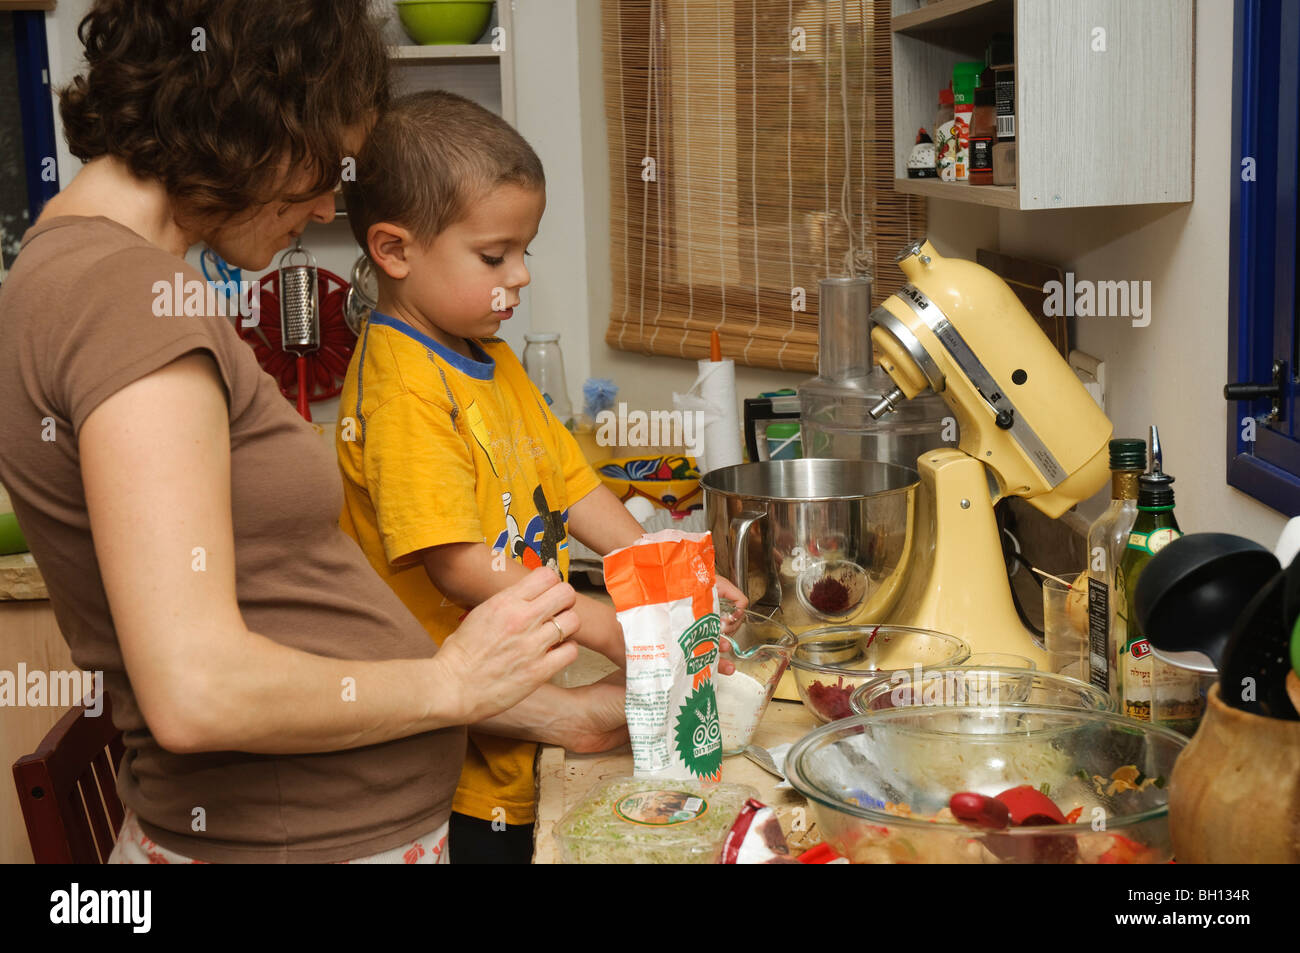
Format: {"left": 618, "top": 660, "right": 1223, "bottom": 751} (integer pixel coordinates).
{"left": 278, "top": 238, "right": 319, "bottom": 353}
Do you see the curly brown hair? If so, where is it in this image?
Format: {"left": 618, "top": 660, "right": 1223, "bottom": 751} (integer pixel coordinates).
{"left": 59, "top": 0, "right": 390, "bottom": 221}
{"left": 343, "top": 90, "right": 545, "bottom": 254}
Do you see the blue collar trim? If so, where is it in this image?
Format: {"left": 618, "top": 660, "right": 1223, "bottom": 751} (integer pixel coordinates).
{"left": 368, "top": 311, "right": 495, "bottom": 380}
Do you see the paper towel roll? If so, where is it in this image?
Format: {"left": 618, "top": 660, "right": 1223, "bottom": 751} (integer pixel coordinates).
{"left": 674, "top": 359, "right": 743, "bottom": 475}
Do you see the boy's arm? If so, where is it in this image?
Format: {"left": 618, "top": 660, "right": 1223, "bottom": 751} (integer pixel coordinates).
{"left": 566, "top": 485, "right": 750, "bottom": 625}
{"left": 421, "top": 542, "right": 627, "bottom": 667}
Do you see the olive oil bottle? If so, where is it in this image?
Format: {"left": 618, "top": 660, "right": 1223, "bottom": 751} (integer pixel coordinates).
{"left": 1115, "top": 427, "right": 1204, "bottom": 734}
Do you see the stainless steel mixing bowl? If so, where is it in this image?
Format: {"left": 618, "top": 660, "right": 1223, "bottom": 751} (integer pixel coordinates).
{"left": 702, "top": 459, "right": 918, "bottom": 628}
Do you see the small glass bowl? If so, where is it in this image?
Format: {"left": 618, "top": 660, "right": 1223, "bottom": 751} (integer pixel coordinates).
{"left": 788, "top": 625, "right": 970, "bottom": 723}
{"left": 717, "top": 609, "right": 797, "bottom": 755}
{"left": 849, "top": 666, "right": 1116, "bottom": 715}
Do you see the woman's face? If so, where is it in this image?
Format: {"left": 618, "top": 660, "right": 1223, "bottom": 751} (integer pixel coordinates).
{"left": 203, "top": 126, "right": 367, "bottom": 271}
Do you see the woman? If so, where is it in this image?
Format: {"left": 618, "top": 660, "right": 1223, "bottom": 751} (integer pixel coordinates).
{"left": 0, "top": 0, "right": 626, "bottom": 864}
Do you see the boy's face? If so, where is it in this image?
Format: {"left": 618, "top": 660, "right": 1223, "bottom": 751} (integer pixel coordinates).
{"left": 383, "top": 183, "right": 545, "bottom": 346}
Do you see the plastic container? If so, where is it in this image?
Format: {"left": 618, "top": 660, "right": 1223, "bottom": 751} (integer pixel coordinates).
{"left": 553, "top": 777, "right": 759, "bottom": 864}
{"left": 788, "top": 625, "right": 970, "bottom": 723}
{"left": 849, "top": 666, "right": 1116, "bottom": 715}
{"left": 798, "top": 277, "right": 953, "bottom": 469}
{"left": 716, "top": 609, "right": 797, "bottom": 755}
{"left": 764, "top": 422, "right": 802, "bottom": 460}
{"left": 522, "top": 332, "right": 574, "bottom": 428}
{"left": 786, "top": 706, "right": 1187, "bottom": 863}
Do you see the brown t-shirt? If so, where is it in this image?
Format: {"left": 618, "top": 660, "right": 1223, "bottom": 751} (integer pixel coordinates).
{"left": 0, "top": 216, "right": 466, "bottom": 863}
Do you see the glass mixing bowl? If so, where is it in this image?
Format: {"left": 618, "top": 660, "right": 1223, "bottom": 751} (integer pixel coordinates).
{"left": 786, "top": 706, "right": 1187, "bottom": 863}
{"left": 788, "top": 625, "right": 970, "bottom": 722}
{"left": 849, "top": 666, "right": 1116, "bottom": 715}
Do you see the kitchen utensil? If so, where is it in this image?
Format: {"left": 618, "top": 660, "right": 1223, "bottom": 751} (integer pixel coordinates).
{"left": 1133, "top": 533, "right": 1278, "bottom": 674}
{"left": 788, "top": 624, "right": 970, "bottom": 723}
{"left": 1218, "top": 567, "right": 1299, "bottom": 719}
{"left": 864, "top": 239, "right": 1112, "bottom": 662}
{"left": 1169, "top": 683, "right": 1300, "bottom": 862}
{"left": 395, "top": 0, "right": 495, "bottom": 45}
{"left": 798, "top": 276, "right": 954, "bottom": 467}
{"left": 786, "top": 706, "right": 1187, "bottom": 864}
{"left": 343, "top": 255, "right": 378, "bottom": 335}
{"left": 849, "top": 666, "right": 1114, "bottom": 714}
{"left": 742, "top": 744, "right": 784, "bottom": 779}
{"left": 715, "top": 609, "right": 796, "bottom": 755}
{"left": 278, "top": 238, "right": 320, "bottom": 422}
{"left": 702, "top": 458, "right": 919, "bottom": 628}
{"left": 238, "top": 259, "right": 355, "bottom": 413}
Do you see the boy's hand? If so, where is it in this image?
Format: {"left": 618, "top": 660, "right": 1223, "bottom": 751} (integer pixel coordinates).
{"left": 556, "top": 680, "right": 629, "bottom": 753}
{"left": 432, "top": 568, "right": 580, "bottom": 725}
{"left": 716, "top": 575, "right": 749, "bottom": 635}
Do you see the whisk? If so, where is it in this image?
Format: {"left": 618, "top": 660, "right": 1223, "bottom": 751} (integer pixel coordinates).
{"left": 278, "top": 238, "right": 320, "bottom": 421}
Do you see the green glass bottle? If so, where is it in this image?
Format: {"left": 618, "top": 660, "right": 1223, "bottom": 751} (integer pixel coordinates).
{"left": 1115, "top": 426, "right": 1204, "bottom": 735}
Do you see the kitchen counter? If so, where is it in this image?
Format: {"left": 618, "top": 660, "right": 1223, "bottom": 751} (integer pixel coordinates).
{"left": 533, "top": 646, "right": 823, "bottom": 863}
{"left": 0, "top": 552, "right": 47, "bottom": 602}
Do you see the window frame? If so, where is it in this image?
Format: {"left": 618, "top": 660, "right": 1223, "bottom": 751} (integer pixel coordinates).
{"left": 1226, "top": 0, "right": 1300, "bottom": 516}
{"left": 11, "top": 10, "right": 58, "bottom": 221}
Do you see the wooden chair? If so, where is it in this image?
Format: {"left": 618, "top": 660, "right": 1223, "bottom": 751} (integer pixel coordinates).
{"left": 12, "top": 692, "right": 126, "bottom": 863}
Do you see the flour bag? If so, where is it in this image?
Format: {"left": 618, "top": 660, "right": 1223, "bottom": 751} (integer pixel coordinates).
{"left": 603, "top": 530, "right": 723, "bottom": 782}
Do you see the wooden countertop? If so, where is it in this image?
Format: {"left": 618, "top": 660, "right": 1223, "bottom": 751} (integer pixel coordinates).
{"left": 0, "top": 553, "right": 47, "bottom": 602}
{"left": 533, "top": 646, "right": 823, "bottom": 863}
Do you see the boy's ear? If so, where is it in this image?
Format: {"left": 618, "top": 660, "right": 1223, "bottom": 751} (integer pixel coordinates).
{"left": 367, "top": 222, "right": 414, "bottom": 279}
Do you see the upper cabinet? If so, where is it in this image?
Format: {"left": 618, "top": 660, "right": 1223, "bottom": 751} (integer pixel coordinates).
{"left": 890, "top": 0, "right": 1193, "bottom": 209}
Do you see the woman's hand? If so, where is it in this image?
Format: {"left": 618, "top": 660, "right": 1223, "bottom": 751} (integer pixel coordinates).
{"left": 431, "top": 568, "right": 581, "bottom": 725}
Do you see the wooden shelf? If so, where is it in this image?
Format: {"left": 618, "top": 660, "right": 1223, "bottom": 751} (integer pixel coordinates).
{"left": 388, "top": 44, "right": 501, "bottom": 62}
{"left": 891, "top": 0, "right": 1013, "bottom": 36}
{"left": 893, "top": 177, "right": 1019, "bottom": 208}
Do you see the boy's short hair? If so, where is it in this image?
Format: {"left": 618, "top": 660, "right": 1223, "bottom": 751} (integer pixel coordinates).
{"left": 344, "top": 90, "right": 545, "bottom": 254}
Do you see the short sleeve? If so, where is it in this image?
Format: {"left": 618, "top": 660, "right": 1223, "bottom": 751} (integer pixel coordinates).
{"left": 362, "top": 391, "right": 484, "bottom": 565}
{"left": 42, "top": 246, "right": 237, "bottom": 435}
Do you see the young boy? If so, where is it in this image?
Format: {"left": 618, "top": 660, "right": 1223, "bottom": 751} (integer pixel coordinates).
{"left": 337, "top": 91, "right": 745, "bottom": 864}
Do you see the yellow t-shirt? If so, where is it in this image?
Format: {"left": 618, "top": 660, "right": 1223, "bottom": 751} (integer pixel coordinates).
{"left": 336, "top": 312, "right": 601, "bottom": 825}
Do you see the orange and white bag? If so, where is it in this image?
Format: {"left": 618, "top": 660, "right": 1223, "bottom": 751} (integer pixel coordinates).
{"left": 603, "top": 530, "right": 723, "bottom": 782}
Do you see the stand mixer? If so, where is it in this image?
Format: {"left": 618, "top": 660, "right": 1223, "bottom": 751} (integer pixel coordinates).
{"left": 866, "top": 239, "right": 1113, "bottom": 660}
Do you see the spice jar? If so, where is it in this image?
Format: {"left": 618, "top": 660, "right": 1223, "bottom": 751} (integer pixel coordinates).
{"left": 968, "top": 86, "right": 997, "bottom": 185}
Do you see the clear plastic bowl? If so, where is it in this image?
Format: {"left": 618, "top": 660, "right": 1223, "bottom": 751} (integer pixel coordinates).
{"left": 849, "top": 666, "right": 1116, "bottom": 715}
{"left": 786, "top": 706, "right": 1187, "bottom": 864}
{"left": 788, "top": 625, "right": 970, "bottom": 723}
{"left": 717, "top": 609, "right": 796, "bottom": 755}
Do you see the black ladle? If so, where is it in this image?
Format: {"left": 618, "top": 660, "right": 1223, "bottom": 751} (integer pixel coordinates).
{"left": 1219, "top": 559, "right": 1300, "bottom": 719}
{"left": 1134, "top": 533, "right": 1279, "bottom": 673}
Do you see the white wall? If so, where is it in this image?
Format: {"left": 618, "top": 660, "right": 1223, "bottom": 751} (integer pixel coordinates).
{"left": 923, "top": 0, "right": 1284, "bottom": 545}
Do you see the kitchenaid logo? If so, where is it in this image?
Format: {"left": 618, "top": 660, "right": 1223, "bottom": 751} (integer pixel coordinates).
{"left": 595, "top": 403, "right": 705, "bottom": 456}
{"left": 152, "top": 272, "right": 261, "bottom": 327}
{"left": 887, "top": 665, "right": 1005, "bottom": 708}
{"left": 50, "top": 883, "right": 150, "bottom": 933}
{"left": 0, "top": 666, "right": 104, "bottom": 716}
{"left": 1042, "top": 273, "right": 1152, "bottom": 327}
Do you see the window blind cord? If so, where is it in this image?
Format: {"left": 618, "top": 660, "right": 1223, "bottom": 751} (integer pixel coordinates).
{"left": 837, "top": 1, "right": 873, "bottom": 281}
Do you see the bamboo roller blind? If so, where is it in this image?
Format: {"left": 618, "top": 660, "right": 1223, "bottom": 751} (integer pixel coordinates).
{"left": 601, "top": 0, "right": 925, "bottom": 373}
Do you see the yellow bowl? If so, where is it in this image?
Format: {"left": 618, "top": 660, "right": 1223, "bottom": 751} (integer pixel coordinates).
{"left": 593, "top": 454, "right": 703, "bottom": 516}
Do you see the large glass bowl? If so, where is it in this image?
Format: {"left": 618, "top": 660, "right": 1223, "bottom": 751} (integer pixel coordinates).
{"left": 849, "top": 666, "right": 1116, "bottom": 715}
{"left": 788, "top": 625, "right": 970, "bottom": 722}
{"left": 786, "top": 706, "right": 1187, "bottom": 863}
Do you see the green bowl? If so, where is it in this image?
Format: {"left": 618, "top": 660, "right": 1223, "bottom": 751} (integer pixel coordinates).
{"left": 0, "top": 512, "right": 28, "bottom": 556}
{"left": 395, "top": 0, "right": 494, "bottom": 45}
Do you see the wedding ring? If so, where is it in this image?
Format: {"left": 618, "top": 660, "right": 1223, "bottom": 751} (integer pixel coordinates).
{"left": 547, "top": 618, "right": 567, "bottom": 645}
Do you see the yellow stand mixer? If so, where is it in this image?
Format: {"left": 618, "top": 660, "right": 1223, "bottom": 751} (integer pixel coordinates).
{"left": 866, "top": 240, "right": 1112, "bottom": 661}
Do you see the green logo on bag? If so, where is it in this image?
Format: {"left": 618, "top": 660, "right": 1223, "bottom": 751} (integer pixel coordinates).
{"left": 678, "top": 613, "right": 720, "bottom": 677}
{"left": 674, "top": 682, "right": 722, "bottom": 780}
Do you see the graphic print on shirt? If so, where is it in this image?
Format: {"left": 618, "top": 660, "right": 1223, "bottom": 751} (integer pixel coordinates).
{"left": 491, "top": 483, "right": 569, "bottom": 575}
